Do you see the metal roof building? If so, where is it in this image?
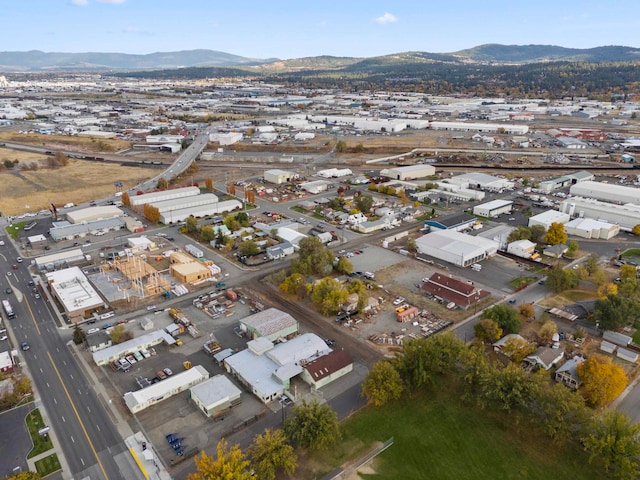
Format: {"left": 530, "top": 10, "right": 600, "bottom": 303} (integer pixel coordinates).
{"left": 129, "top": 186, "right": 201, "bottom": 207}
{"left": 190, "top": 374, "right": 242, "bottom": 417}
{"left": 570, "top": 181, "right": 640, "bottom": 205}
{"left": 239, "top": 308, "right": 299, "bottom": 342}
{"left": 560, "top": 197, "right": 640, "bottom": 230}
{"left": 159, "top": 199, "right": 242, "bottom": 224}
{"left": 415, "top": 230, "right": 498, "bottom": 267}
{"left": 49, "top": 217, "right": 125, "bottom": 241}
{"left": 45, "top": 267, "right": 107, "bottom": 322}
{"left": 150, "top": 193, "right": 220, "bottom": 213}
{"left": 66, "top": 206, "right": 124, "bottom": 224}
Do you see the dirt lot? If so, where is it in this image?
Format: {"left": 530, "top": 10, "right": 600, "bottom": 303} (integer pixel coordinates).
{"left": 0, "top": 131, "right": 133, "bottom": 152}
{"left": 0, "top": 160, "right": 155, "bottom": 214}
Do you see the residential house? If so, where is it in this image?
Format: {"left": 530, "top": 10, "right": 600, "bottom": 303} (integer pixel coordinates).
{"left": 525, "top": 347, "right": 564, "bottom": 370}
{"left": 555, "top": 356, "right": 585, "bottom": 389}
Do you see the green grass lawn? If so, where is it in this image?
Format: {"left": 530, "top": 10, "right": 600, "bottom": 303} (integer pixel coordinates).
{"left": 310, "top": 385, "right": 607, "bottom": 480}
{"left": 509, "top": 276, "right": 536, "bottom": 289}
{"left": 5, "top": 220, "right": 30, "bottom": 239}
{"left": 34, "top": 453, "right": 61, "bottom": 476}
{"left": 26, "top": 409, "right": 53, "bottom": 459}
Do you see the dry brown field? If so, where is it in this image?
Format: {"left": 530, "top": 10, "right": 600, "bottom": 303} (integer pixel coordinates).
{"left": 0, "top": 160, "right": 155, "bottom": 215}
{"left": 0, "top": 132, "right": 133, "bottom": 152}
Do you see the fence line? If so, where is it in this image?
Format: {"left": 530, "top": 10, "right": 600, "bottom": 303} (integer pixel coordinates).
{"left": 320, "top": 437, "right": 394, "bottom": 480}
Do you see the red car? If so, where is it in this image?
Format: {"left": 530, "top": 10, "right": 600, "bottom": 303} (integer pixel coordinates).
{"left": 12, "top": 264, "right": 18, "bottom": 270}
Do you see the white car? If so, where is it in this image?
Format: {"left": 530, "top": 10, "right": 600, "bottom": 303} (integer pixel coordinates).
{"left": 393, "top": 297, "right": 405, "bottom": 306}
{"left": 422, "top": 277, "right": 430, "bottom": 283}
{"left": 0, "top": 336, "right": 7, "bottom": 341}
{"left": 0, "top": 240, "right": 4, "bottom": 246}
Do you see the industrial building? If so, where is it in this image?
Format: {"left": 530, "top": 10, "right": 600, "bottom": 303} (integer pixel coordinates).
{"left": 239, "top": 308, "right": 299, "bottom": 342}
{"left": 92, "top": 330, "right": 176, "bottom": 366}
{"left": 35, "top": 249, "right": 88, "bottom": 271}
{"left": 190, "top": 374, "right": 242, "bottom": 418}
{"left": 150, "top": 193, "right": 219, "bottom": 214}
{"left": 317, "top": 168, "right": 352, "bottom": 178}
{"left": 560, "top": 197, "right": 640, "bottom": 230}
{"left": 569, "top": 181, "right": 640, "bottom": 205}
{"left": 429, "top": 121, "right": 529, "bottom": 135}
{"left": 383, "top": 165, "right": 436, "bottom": 181}
{"left": 49, "top": 217, "right": 125, "bottom": 242}
{"left": 563, "top": 217, "right": 620, "bottom": 239}
{"left": 208, "top": 132, "right": 243, "bottom": 145}
{"left": 473, "top": 199, "right": 513, "bottom": 218}
{"left": 158, "top": 199, "right": 242, "bottom": 224}
{"left": 300, "top": 349, "right": 353, "bottom": 388}
{"left": 45, "top": 267, "right": 107, "bottom": 322}
{"left": 537, "top": 171, "right": 594, "bottom": 193}
{"left": 225, "top": 333, "right": 333, "bottom": 404}
{"left": 424, "top": 213, "right": 476, "bottom": 231}
{"left": 415, "top": 230, "right": 498, "bottom": 267}
{"left": 421, "top": 272, "right": 490, "bottom": 310}
{"left": 528, "top": 210, "right": 571, "bottom": 230}
{"left": 129, "top": 186, "right": 201, "bottom": 207}
{"left": 27, "top": 234, "right": 48, "bottom": 249}
{"left": 507, "top": 239, "right": 536, "bottom": 259}
{"left": 66, "top": 205, "right": 124, "bottom": 224}
{"left": 449, "top": 172, "right": 515, "bottom": 192}
{"left": 299, "top": 180, "right": 330, "bottom": 194}
{"left": 124, "top": 365, "right": 209, "bottom": 414}
{"left": 264, "top": 169, "right": 296, "bottom": 184}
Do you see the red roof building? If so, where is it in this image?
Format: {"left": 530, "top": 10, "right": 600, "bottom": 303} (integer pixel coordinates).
{"left": 301, "top": 349, "right": 353, "bottom": 388}
{"left": 422, "top": 272, "right": 489, "bottom": 310}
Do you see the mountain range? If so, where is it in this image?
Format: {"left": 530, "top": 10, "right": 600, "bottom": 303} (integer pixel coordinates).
{"left": 0, "top": 44, "right": 639, "bottom": 73}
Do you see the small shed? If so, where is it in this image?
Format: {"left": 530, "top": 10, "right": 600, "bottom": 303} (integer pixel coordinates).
{"left": 600, "top": 340, "right": 617, "bottom": 354}
{"left": 617, "top": 347, "right": 639, "bottom": 363}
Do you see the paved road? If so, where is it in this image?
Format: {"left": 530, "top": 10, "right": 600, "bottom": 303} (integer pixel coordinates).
{"left": 0, "top": 237, "right": 132, "bottom": 480}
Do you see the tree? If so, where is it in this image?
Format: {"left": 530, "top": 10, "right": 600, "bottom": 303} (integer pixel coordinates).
{"left": 354, "top": 193, "right": 374, "bottom": 214}
{"left": 566, "top": 240, "right": 579, "bottom": 257}
{"left": 55, "top": 150, "right": 69, "bottom": 167}
{"left": 500, "top": 336, "right": 536, "bottom": 363}
{"left": 577, "top": 355, "right": 627, "bottom": 407}
{"left": 214, "top": 229, "right": 227, "bottom": 248}
{"left": 543, "top": 222, "right": 567, "bottom": 245}
{"left": 157, "top": 178, "right": 169, "bottom": 189}
{"left": 309, "top": 277, "right": 349, "bottom": 315}
{"left": 518, "top": 303, "right": 535, "bottom": 320}
{"left": 200, "top": 224, "right": 216, "bottom": 242}
{"left": 247, "top": 429, "right": 297, "bottom": 480}
{"left": 188, "top": 440, "right": 252, "bottom": 480}
{"left": 406, "top": 238, "right": 417, "bottom": 252}
{"left": 583, "top": 411, "right": 640, "bottom": 479}
{"left": 121, "top": 191, "right": 130, "bottom": 207}
{"left": 2, "top": 472, "right": 42, "bottom": 480}
{"left": 73, "top": 323, "right": 86, "bottom": 345}
{"left": 473, "top": 318, "right": 502, "bottom": 343}
{"left": 291, "top": 237, "right": 335, "bottom": 276}
{"left": 335, "top": 256, "right": 353, "bottom": 275}
{"left": 109, "top": 324, "right": 126, "bottom": 344}
{"left": 482, "top": 304, "right": 521, "bottom": 334}
{"left": 238, "top": 240, "right": 260, "bottom": 257}
{"left": 583, "top": 253, "right": 600, "bottom": 275}
{"left": 397, "top": 333, "right": 464, "bottom": 390}
{"left": 545, "top": 267, "right": 579, "bottom": 293}
{"left": 284, "top": 400, "right": 341, "bottom": 450}
{"left": 185, "top": 215, "right": 198, "bottom": 233}
{"left": 633, "top": 224, "right": 640, "bottom": 236}
{"left": 479, "top": 363, "right": 537, "bottom": 412}
{"left": 223, "top": 214, "right": 241, "bottom": 232}
{"left": 335, "top": 140, "right": 347, "bottom": 152}
{"left": 507, "top": 226, "right": 531, "bottom": 244}
{"left": 347, "top": 279, "right": 367, "bottom": 312}
{"left": 362, "top": 360, "right": 404, "bottom": 407}
{"left": 143, "top": 204, "right": 160, "bottom": 223}
{"left": 592, "top": 294, "right": 640, "bottom": 331}
{"left": 279, "top": 273, "right": 306, "bottom": 297}
{"left": 530, "top": 224, "right": 546, "bottom": 243}
{"left": 235, "top": 212, "right": 250, "bottom": 227}
{"left": 205, "top": 177, "right": 213, "bottom": 190}
{"left": 597, "top": 282, "right": 618, "bottom": 299}
{"left": 530, "top": 381, "right": 589, "bottom": 442}
{"left": 538, "top": 320, "right": 558, "bottom": 343}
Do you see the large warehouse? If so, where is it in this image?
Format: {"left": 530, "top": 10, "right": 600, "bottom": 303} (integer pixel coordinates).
{"left": 159, "top": 199, "right": 242, "bottom": 224}
{"left": 66, "top": 205, "right": 124, "bottom": 224}
{"left": 560, "top": 197, "right": 640, "bottom": 230}
{"left": 569, "top": 181, "right": 640, "bottom": 205}
{"left": 564, "top": 218, "right": 620, "bottom": 239}
{"left": 415, "top": 230, "right": 498, "bottom": 267}
{"left": 383, "top": 165, "right": 436, "bottom": 181}
{"left": 429, "top": 121, "right": 529, "bottom": 135}
{"left": 473, "top": 199, "right": 513, "bottom": 218}
{"left": 449, "top": 173, "right": 515, "bottom": 192}
{"left": 150, "top": 193, "right": 220, "bottom": 213}
{"left": 264, "top": 169, "right": 296, "bottom": 184}
{"left": 528, "top": 210, "right": 570, "bottom": 230}
{"left": 129, "top": 186, "right": 201, "bottom": 207}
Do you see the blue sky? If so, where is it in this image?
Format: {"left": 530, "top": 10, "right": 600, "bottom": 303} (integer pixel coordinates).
{"left": 3, "top": 0, "right": 639, "bottom": 59}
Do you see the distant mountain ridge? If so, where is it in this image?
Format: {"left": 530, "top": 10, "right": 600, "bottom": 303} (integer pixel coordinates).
{"left": 0, "top": 49, "right": 279, "bottom": 72}
{"left": 0, "top": 44, "right": 639, "bottom": 72}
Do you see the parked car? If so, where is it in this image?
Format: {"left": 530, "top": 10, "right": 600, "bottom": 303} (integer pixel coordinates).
{"left": 393, "top": 297, "right": 405, "bottom": 306}
{"left": 163, "top": 368, "right": 173, "bottom": 376}
{"left": 5, "top": 287, "right": 12, "bottom": 294}
{"left": 0, "top": 336, "right": 7, "bottom": 341}
{"left": 16, "top": 257, "right": 22, "bottom": 263}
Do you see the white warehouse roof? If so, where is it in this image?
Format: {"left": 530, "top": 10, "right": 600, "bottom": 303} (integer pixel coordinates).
{"left": 528, "top": 210, "right": 570, "bottom": 228}
{"left": 159, "top": 199, "right": 242, "bottom": 224}
{"left": 45, "top": 266, "right": 104, "bottom": 313}
{"left": 570, "top": 181, "right": 640, "bottom": 205}
{"left": 66, "top": 205, "right": 123, "bottom": 224}
{"left": 129, "top": 186, "right": 201, "bottom": 207}
{"left": 150, "top": 193, "right": 220, "bottom": 213}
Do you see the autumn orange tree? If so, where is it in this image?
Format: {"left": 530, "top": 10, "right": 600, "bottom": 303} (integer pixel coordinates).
{"left": 121, "top": 191, "right": 130, "bottom": 207}
{"left": 577, "top": 355, "right": 627, "bottom": 407}
{"left": 188, "top": 440, "right": 251, "bottom": 480}
{"left": 204, "top": 177, "right": 213, "bottom": 190}
{"left": 143, "top": 204, "right": 160, "bottom": 223}
{"left": 543, "top": 222, "right": 567, "bottom": 245}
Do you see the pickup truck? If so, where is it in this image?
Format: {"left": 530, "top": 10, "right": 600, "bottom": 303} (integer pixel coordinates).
{"left": 157, "top": 370, "right": 167, "bottom": 380}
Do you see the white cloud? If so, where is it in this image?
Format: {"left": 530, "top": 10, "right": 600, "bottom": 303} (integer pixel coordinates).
{"left": 97, "top": 0, "right": 126, "bottom": 4}
{"left": 374, "top": 12, "right": 398, "bottom": 25}
{"left": 71, "top": 0, "right": 88, "bottom": 5}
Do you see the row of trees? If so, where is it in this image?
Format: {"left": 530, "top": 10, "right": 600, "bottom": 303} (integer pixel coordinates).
{"left": 361, "top": 333, "right": 638, "bottom": 478}
{"left": 189, "top": 400, "right": 340, "bottom": 480}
